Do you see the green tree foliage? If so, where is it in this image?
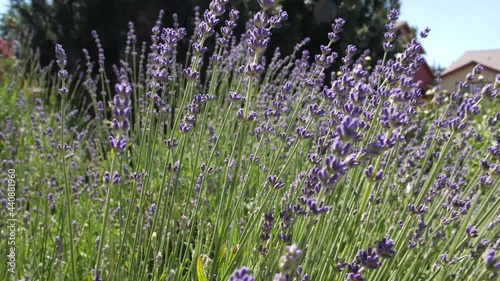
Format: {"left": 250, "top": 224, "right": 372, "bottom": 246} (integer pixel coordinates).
{"left": 276, "top": 0, "right": 401, "bottom": 63}
{"left": 4, "top": 0, "right": 401, "bottom": 95}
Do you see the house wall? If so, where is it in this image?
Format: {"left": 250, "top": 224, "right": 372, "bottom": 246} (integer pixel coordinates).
{"left": 414, "top": 64, "right": 434, "bottom": 89}
{"left": 441, "top": 63, "right": 498, "bottom": 93}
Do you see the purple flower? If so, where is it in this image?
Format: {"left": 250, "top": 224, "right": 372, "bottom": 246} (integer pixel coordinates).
{"left": 112, "top": 171, "right": 121, "bottom": 184}
{"left": 480, "top": 175, "right": 494, "bottom": 188}
{"left": 374, "top": 170, "right": 384, "bottom": 181}
{"left": 325, "top": 155, "right": 348, "bottom": 175}
{"left": 164, "top": 138, "right": 179, "bottom": 149}
{"left": 342, "top": 45, "right": 357, "bottom": 65}
{"left": 109, "top": 136, "right": 127, "bottom": 151}
{"left": 332, "top": 18, "right": 346, "bottom": 33}
{"left": 204, "top": 10, "right": 220, "bottom": 27}
{"left": 55, "top": 44, "right": 67, "bottom": 68}
{"left": 229, "top": 267, "right": 255, "bottom": 281}
{"left": 420, "top": 27, "right": 431, "bottom": 38}
{"left": 356, "top": 248, "right": 381, "bottom": 270}
{"left": 408, "top": 204, "right": 428, "bottom": 214}
{"left": 305, "top": 198, "right": 330, "bottom": 215}
{"left": 245, "top": 63, "right": 264, "bottom": 76}
{"left": 387, "top": 9, "right": 399, "bottom": 22}
{"left": 209, "top": 1, "right": 226, "bottom": 16}
{"left": 253, "top": 11, "right": 269, "bottom": 28}
{"left": 466, "top": 225, "right": 478, "bottom": 238}
{"left": 337, "top": 116, "right": 360, "bottom": 141}
{"left": 484, "top": 249, "right": 500, "bottom": 271}
{"left": 47, "top": 193, "right": 55, "bottom": 209}
{"left": 229, "top": 9, "right": 239, "bottom": 22}
{"left": 179, "top": 122, "right": 193, "bottom": 133}
{"left": 345, "top": 273, "right": 364, "bottom": 281}
{"left": 94, "top": 269, "right": 101, "bottom": 281}
{"left": 257, "top": 0, "right": 275, "bottom": 10}
{"left": 103, "top": 171, "right": 111, "bottom": 184}
{"left": 184, "top": 67, "right": 200, "bottom": 80}
{"left": 268, "top": 175, "right": 285, "bottom": 189}
{"left": 376, "top": 237, "right": 396, "bottom": 259}
{"left": 296, "top": 127, "right": 313, "bottom": 139}
{"left": 383, "top": 42, "right": 394, "bottom": 52}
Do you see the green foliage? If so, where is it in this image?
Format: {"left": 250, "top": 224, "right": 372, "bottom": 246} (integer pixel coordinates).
{"left": 5, "top": 0, "right": 402, "bottom": 70}
{"left": 1, "top": 2, "right": 499, "bottom": 281}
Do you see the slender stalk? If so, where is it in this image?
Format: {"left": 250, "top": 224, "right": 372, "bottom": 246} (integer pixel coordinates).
{"left": 59, "top": 84, "right": 77, "bottom": 281}
{"left": 94, "top": 154, "right": 116, "bottom": 273}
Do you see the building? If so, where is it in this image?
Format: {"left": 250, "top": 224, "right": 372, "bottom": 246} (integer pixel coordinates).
{"left": 441, "top": 49, "right": 500, "bottom": 94}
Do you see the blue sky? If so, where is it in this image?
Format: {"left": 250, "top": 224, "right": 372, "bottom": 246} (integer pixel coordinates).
{"left": 400, "top": 0, "right": 500, "bottom": 69}
{"left": 0, "top": 0, "right": 7, "bottom": 15}
{"left": 0, "top": 0, "right": 498, "bottom": 70}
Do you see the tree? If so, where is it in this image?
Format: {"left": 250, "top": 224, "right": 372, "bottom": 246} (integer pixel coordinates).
{"left": 4, "top": 0, "right": 401, "bottom": 98}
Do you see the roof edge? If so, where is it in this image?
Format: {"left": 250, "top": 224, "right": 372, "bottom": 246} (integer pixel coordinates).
{"left": 441, "top": 61, "right": 500, "bottom": 78}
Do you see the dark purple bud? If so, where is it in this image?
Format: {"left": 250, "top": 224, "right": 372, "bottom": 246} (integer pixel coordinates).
{"left": 253, "top": 11, "right": 269, "bottom": 28}
{"left": 408, "top": 204, "right": 428, "bottom": 214}
{"left": 229, "top": 267, "right": 255, "bottom": 281}
{"left": 245, "top": 63, "right": 264, "bottom": 77}
{"left": 247, "top": 111, "right": 257, "bottom": 122}
{"left": 121, "top": 119, "right": 130, "bottom": 131}
{"left": 180, "top": 123, "right": 193, "bottom": 133}
{"left": 58, "top": 70, "right": 69, "bottom": 80}
{"left": 94, "top": 269, "right": 101, "bottom": 281}
{"left": 109, "top": 136, "right": 127, "bottom": 151}
{"left": 364, "top": 165, "right": 373, "bottom": 178}
{"left": 480, "top": 175, "right": 494, "bottom": 188}
{"left": 331, "top": 18, "right": 346, "bottom": 33}
{"left": 328, "top": 32, "right": 340, "bottom": 43}
{"left": 229, "top": 92, "right": 241, "bottom": 101}
{"left": 58, "top": 87, "right": 69, "bottom": 95}
{"left": 103, "top": 171, "right": 111, "bottom": 184}
{"left": 356, "top": 248, "right": 381, "bottom": 269}
{"left": 112, "top": 171, "right": 121, "bottom": 184}
{"left": 466, "top": 225, "right": 478, "bottom": 238}
{"left": 184, "top": 67, "right": 200, "bottom": 80}
{"left": 377, "top": 238, "right": 396, "bottom": 259}
{"left": 419, "top": 27, "right": 430, "bottom": 38}
{"left": 164, "top": 138, "right": 179, "bottom": 149}
{"left": 374, "top": 170, "right": 384, "bottom": 181}
{"left": 115, "top": 80, "right": 132, "bottom": 96}
{"left": 484, "top": 249, "right": 500, "bottom": 271}
{"left": 278, "top": 10, "right": 288, "bottom": 21}
{"left": 383, "top": 42, "right": 394, "bottom": 52}
{"left": 296, "top": 127, "right": 313, "bottom": 139}
{"left": 325, "top": 155, "right": 347, "bottom": 175}
{"left": 387, "top": 9, "right": 399, "bottom": 21}
{"left": 237, "top": 108, "right": 244, "bottom": 120}
{"left": 229, "top": 9, "right": 239, "bottom": 22}
{"left": 209, "top": 1, "right": 225, "bottom": 16}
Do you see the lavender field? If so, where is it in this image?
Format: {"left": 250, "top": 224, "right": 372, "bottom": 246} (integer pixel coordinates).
{"left": 0, "top": 0, "right": 499, "bottom": 280}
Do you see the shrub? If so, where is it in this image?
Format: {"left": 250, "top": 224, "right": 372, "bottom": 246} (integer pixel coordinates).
{"left": 0, "top": 0, "right": 499, "bottom": 280}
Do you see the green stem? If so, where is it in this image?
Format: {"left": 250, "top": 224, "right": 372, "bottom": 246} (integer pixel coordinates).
{"left": 60, "top": 86, "right": 77, "bottom": 280}
{"left": 94, "top": 154, "right": 116, "bottom": 274}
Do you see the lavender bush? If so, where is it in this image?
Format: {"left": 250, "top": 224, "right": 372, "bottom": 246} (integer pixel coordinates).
{"left": 1, "top": 1, "right": 499, "bottom": 280}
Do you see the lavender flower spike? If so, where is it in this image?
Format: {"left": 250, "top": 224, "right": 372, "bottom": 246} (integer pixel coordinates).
{"left": 55, "top": 44, "right": 67, "bottom": 68}
{"left": 257, "top": 0, "right": 275, "bottom": 10}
